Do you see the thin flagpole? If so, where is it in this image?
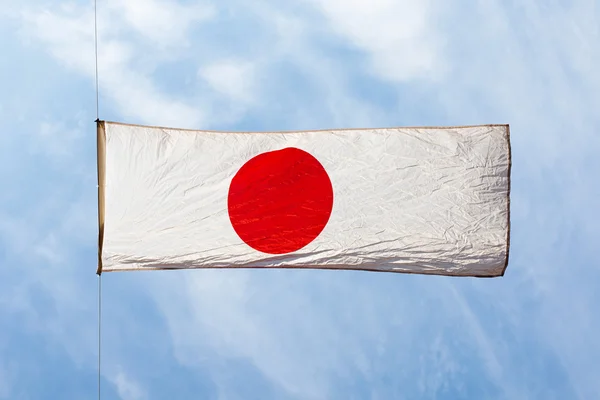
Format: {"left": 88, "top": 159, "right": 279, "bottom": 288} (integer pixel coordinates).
{"left": 94, "top": 0, "right": 99, "bottom": 120}
{"left": 97, "top": 275, "right": 102, "bottom": 400}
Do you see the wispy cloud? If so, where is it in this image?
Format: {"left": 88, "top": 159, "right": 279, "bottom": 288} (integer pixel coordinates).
{"left": 19, "top": 1, "right": 214, "bottom": 127}
{"left": 199, "top": 59, "right": 257, "bottom": 104}
{"left": 110, "top": 367, "right": 146, "bottom": 400}
{"left": 302, "top": 0, "right": 444, "bottom": 82}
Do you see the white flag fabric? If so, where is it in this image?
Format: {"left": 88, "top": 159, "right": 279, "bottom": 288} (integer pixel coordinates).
{"left": 97, "top": 121, "right": 511, "bottom": 277}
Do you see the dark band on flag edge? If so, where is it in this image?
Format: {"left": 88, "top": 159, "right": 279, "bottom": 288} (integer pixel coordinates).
{"left": 96, "top": 120, "right": 106, "bottom": 275}
{"left": 99, "top": 119, "right": 511, "bottom": 135}
{"left": 95, "top": 120, "right": 512, "bottom": 278}
{"left": 497, "top": 124, "right": 511, "bottom": 277}
{"left": 99, "top": 264, "right": 506, "bottom": 278}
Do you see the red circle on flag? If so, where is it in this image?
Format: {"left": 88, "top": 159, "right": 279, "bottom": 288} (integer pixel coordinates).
{"left": 227, "top": 147, "right": 334, "bottom": 254}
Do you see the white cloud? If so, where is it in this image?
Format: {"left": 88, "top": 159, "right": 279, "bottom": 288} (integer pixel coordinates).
{"left": 105, "top": 0, "right": 215, "bottom": 47}
{"left": 199, "top": 60, "right": 257, "bottom": 104}
{"left": 110, "top": 368, "right": 146, "bottom": 400}
{"left": 150, "top": 270, "right": 528, "bottom": 398}
{"left": 19, "top": 1, "right": 213, "bottom": 128}
{"left": 150, "top": 270, "right": 359, "bottom": 398}
{"left": 302, "top": 0, "right": 443, "bottom": 82}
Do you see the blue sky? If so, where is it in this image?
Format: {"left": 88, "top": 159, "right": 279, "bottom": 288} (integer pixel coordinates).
{"left": 1, "top": 0, "right": 599, "bottom": 399}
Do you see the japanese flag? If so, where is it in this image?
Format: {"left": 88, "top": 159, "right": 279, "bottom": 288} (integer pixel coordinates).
{"left": 97, "top": 121, "right": 510, "bottom": 277}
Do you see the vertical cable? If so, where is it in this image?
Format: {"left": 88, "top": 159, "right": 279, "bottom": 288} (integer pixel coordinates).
{"left": 98, "top": 275, "right": 102, "bottom": 400}
{"left": 94, "top": 0, "right": 99, "bottom": 120}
